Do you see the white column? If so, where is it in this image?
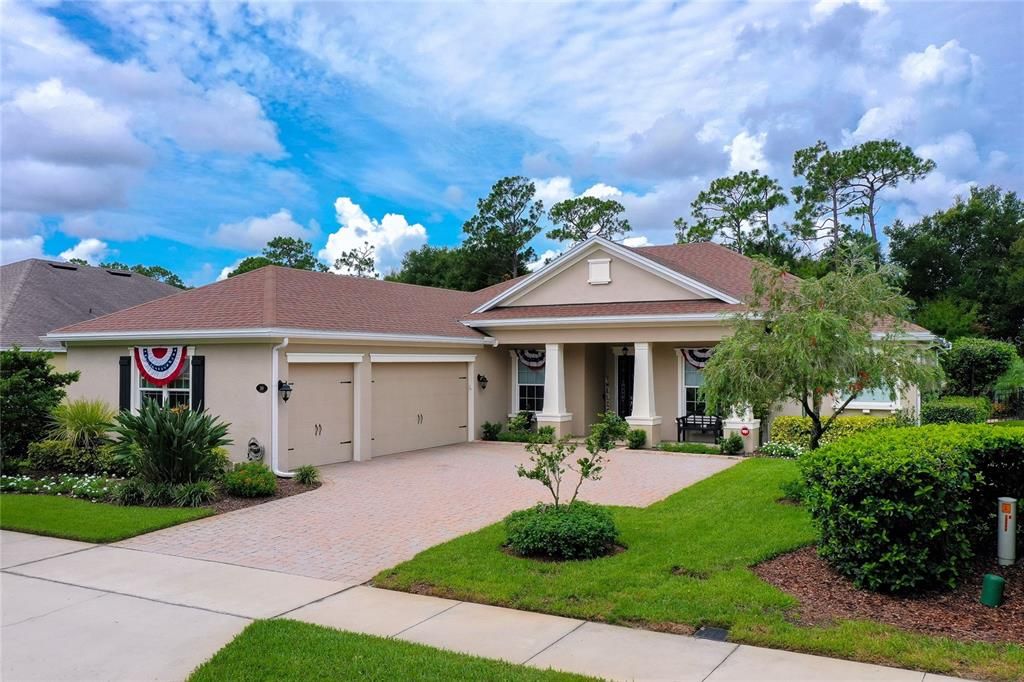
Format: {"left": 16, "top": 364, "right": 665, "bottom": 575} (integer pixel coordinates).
{"left": 538, "top": 343, "right": 570, "bottom": 420}
{"left": 627, "top": 342, "right": 660, "bottom": 425}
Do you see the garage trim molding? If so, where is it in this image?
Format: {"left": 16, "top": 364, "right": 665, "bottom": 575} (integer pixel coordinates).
{"left": 286, "top": 353, "right": 365, "bottom": 364}
{"left": 369, "top": 353, "right": 477, "bottom": 363}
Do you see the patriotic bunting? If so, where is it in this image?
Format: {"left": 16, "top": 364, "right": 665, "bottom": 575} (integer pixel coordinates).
{"left": 516, "top": 349, "right": 546, "bottom": 369}
{"left": 682, "top": 347, "right": 713, "bottom": 369}
{"left": 134, "top": 346, "right": 188, "bottom": 386}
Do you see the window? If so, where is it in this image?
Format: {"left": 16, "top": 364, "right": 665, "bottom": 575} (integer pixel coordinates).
{"left": 839, "top": 383, "right": 898, "bottom": 410}
{"left": 138, "top": 361, "right": 191, "bottom": 408}
{"left": 517, "top": 359, "right": 545, "bottom": 412}
{"left": 683, "top": 361, "right": 706, "bottom": 416}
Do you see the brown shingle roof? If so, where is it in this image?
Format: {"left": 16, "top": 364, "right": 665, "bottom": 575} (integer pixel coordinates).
{"left": 54, "top": 266, "right": 489, "bottom": 340}
{"left": 1, "top": 259, "right": 180, "bottom": 350}
{"left": 463, "top": 299, "right": 742, "bottom": 321}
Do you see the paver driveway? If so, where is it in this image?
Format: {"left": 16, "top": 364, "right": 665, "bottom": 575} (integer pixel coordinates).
{"left": 119, "top": 442, "right": 736, "bottom": 582}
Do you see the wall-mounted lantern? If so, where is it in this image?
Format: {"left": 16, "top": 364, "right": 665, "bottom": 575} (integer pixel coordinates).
{"left": 477, "top": 374, "right": 489, "bottom": 390}
{"left": 278, "top": 380, "right": 293, "bottom": 402}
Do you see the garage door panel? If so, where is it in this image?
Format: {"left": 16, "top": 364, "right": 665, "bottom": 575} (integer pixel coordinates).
{"left": 372, "top": 363, "right": 468, "bottom": 457}
{"left": 287, "top": 364, "right": 354, "bottom": 467}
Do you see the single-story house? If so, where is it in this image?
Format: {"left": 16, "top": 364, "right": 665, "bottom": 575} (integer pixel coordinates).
{"left": 48, "top": 237, "right": 935, "bottom": 472}
{"left": 1, "top": 259, "right": 180, "bottom": 371}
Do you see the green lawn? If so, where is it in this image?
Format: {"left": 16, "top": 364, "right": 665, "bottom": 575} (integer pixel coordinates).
{"left": 374, "top": 458, "right": 1024, "bottom": 682}
{"left": 189, "top": 620, "right": 594, "bottom": 681}
{"left": 657, "top": 441, "right": 723, "bottom": 455}
{"left": 0, "top": 494, "right": 212, "bottom": 543}
{"left": 993, "top": 420, "right": 1024, "bottom": 427}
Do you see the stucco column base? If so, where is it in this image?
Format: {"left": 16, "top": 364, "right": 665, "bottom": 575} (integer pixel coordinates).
{"left": 625, "top": 416, "right": 663, "bottom": 447}
{"left": 537, "top": 414, "right": 574, "bottom": 438}
{"left": 723, "top": 418, "right": 760, "bottom": 454}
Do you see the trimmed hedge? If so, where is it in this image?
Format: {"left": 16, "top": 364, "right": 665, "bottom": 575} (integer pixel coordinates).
{"left": 921, "top": 396, "right": 992, "bottom": 424}
{"left": 504, "top": 501, "right": 618, "bottom": 560}
{"left": 800, "top": 424, "right": 1024, "bottom": 593}
{"left": 942, "top": 337, "right": 1018, "bottom": 396}
{"left": 769, "top": 415, "right": 897, "bottom": 449}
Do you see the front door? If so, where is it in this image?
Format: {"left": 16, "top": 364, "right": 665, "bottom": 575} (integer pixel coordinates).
{"left": 617, "top": 354, "right": 634, "bottom": 418}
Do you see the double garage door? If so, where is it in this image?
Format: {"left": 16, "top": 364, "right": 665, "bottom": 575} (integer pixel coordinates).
{"left": 287, "top": 360, "right": 469, "bottom": 466}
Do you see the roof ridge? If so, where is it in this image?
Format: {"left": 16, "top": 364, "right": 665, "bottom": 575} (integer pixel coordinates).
{"left": 263, "top": 266, "right": 278, "bottom": 326}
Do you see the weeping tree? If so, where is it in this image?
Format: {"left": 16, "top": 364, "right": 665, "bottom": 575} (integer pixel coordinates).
{"left": 701, "top": 260, "right": 942, "bottom": 449}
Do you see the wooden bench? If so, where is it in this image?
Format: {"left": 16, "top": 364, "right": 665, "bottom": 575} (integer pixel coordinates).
{"left": 676, "top": 415, "right": 723, "bottom": 443}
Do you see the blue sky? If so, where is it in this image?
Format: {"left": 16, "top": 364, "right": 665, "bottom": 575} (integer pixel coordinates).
{"left": 1, "top": 0, "right": 1021, "bottom": 285}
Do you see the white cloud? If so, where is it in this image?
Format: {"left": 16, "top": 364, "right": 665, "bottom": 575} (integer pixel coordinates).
{"left": 916, "top": 131, "right": 980, "bottom": 176}
{"left": 59, "top": 238, "right": 109, "bottom": 265}
{"left": 0, "top": 235, "right": 46, "bottom": 264}
{"left": 843, "top": 98, "right": 916, "bottom": 143}
{"left": 211, "top": 209, "right": 317, "bottom": 250}
{"left": 581, "top": 183, "right": 624, "bottom": 200}
{"left": 725, "top": 130, "right": 770, "bottom": 173}
{"left": 527, "top": 248, "right": 565, "bottom": 272}
{"left": 217, "top": 259, "right": 243, "bottom": 281}
{"left": 442, "top": 184, "right": 465, "bottom": 205}
{"left": 900, "top": 40, "right": 981, "bottom": 89}
{"left": 811, "top": 0, "right": 888, "bottom": 21}
{"left": 0, "top": 211, "right": 43, "bottom": 238}
{"left": 319, "top": 198, "right": 428, "bottom": 274}
{"left": 531, "top": 177, "right": 575, "bottom": 206}
{"left": 622, "top": 235, "right": 652, "bottom": 247}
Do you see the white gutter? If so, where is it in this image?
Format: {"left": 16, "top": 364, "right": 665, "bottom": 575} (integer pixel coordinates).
{"left": 46, "top": 327, "right": 496, "bottom": 346}
{"left": 270, "top": 337, "right": 293, "bottom": 478}
{"left": 461, "top": 313, "right": 735, "bottom": 327}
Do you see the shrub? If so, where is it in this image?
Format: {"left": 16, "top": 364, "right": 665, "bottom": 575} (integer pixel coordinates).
{"left": 799, "top": 425, "right": 1024, "bottom": 593}
{"left": 626, "top": 428, "right": 646, "bottom": 449}
{"left": 50, "top": 398, "right": 115, "bottom": 450}
{"left": 293, "top": 465, "right": 320, "bottom": 485}
{"left": 0, "top": 347, "right": 79, "bottom": 461}
{"left": 507, "top": 411, "right": 532, "bottom": 433}
{"left": 759, "top": 441, "right": 805, "bottom": 459}
{"left": 504, "top": 502, "right": 618, "bottom": 560}
{"left": 27, "top": 439, "right": 92, "bottom": 473}
{"left": 720, "top": 433, "right": 744, "bottom": 455}
{"left": 224, "top": 462, "right": 277, "bottom": 498}
{"left": 481, "top": 421, "right": 502, "bottom": 441}
{"left": 657, "top": 442, "right": 721, "bottom": 455}
{"left": 769, "top": 414, "right": 895, "bottom": 449}
{"left": 536, "top": 425, "right": 555, "bottom": 443}
{"left": 95, "top": 443, "right": 135, "bottom": 478}
{"left": 170, "top": 481, "right": 219, "bottom": 507}
{"left": 942, "top": 337, "right": 1018, "bottom": 396}
{"left": 779, "top": 477, "right": 807, "bottom": 504}
{"left": 142, "top": 481, "right": 174, "bottom": 507}
{"left": 113, "top": 401, "right": 232, "bottom": 484}
{"left": 921, "top": 396, "right": 992, "bottom": 424}
{"left": 112, "top": 478, "right": 147, "bottom": 506}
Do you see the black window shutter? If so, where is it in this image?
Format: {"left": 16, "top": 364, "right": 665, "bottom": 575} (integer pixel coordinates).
{"left": 118, "top": 356, "right": 131, "bottom": 411}
{"left": 191, "top": 356, "right": 206, "bottom": 411}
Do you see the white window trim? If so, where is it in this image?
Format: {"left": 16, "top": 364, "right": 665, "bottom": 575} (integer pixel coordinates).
{"left": 130, "top": 345, "right": 194, "bottom": 411}
{"left": 838, "top": 387, "right": 901, "bottom": 412}
{"left": 674, "top": 348, "right": 707, "bottom": 417}
{"left": 509, "top": 349, "right": 545, "bottom": 415}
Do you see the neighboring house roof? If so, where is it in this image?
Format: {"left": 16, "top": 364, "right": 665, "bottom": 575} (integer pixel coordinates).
{"left": 1, "top": 259, "right": 180, "bottom": 351}
{"left": 52, "top": 266, "right": 492, "bottom": 341}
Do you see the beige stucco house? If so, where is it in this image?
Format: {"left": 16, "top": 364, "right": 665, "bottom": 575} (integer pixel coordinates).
{"left": 48, "top": 237, "right": 935, "bottom": 473}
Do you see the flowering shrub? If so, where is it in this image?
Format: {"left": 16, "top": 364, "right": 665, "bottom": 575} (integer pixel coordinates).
{"left": 759, "top": 441, "right": 806, "bottom": 459}
{"left": 0, "top": 473, "right": 116, "bottom": 501}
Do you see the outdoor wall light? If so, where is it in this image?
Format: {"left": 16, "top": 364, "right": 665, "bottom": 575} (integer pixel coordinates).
{"left": 277, "top": 380, "right": 293, "bottom": 402}
{"left": 477, "top": 374, "right": 489, "bottom": 390}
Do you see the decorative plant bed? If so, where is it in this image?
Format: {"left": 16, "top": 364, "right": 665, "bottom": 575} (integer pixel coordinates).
{"left": 755, "top": 546, "right": 1024, "bottom": 645}
{"left": 210, "top": 478, "right": 321, "bottom": 514}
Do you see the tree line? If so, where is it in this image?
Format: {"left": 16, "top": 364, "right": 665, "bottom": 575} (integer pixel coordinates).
{"left": 87, "top": 135, "right": 1021, "bottom": 345}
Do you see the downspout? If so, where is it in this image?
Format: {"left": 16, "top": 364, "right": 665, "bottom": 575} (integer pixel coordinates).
{"left": 270, "top": 337, "right": 294, "bottom": 478}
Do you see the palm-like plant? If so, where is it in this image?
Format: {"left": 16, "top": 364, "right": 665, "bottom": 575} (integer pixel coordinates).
{"left": 113, "top": 400, "right": 232, "bottom": 484}
{"left": 50, "top": 399, "right": 116, "bottom": 450}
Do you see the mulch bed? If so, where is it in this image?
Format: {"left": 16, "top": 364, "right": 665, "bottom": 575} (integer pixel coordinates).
{"left": 209, "top": 478, "right": 321, "bottom": 514}
{"left": 755, "top": 546, "right": 1024, "bottom": 645}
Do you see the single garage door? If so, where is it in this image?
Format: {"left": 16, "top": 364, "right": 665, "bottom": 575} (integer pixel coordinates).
{"left": 287, "top": 363, "right": 354, "bottom": 466}
{"left": 371, "top": 362, "right": 469, "bottom": 457}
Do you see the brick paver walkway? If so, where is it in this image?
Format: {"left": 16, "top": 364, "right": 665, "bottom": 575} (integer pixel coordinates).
{"left": 118, "top": 442, "right": 736, "bottom": 582}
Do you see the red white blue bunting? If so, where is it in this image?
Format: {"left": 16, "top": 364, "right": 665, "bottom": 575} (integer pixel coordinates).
{"left": 682, "top": 347, "right": 713, "bottom": 369}
{"left": 134, "top": 346, "right": 188, "bottom": 387}
{"left": 516, "top": 349, "right": 546, "bottom": 369}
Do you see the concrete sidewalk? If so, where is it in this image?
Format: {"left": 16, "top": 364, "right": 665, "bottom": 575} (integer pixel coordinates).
{"left": 1, "top": 531, "right": 973, "bottom": 681}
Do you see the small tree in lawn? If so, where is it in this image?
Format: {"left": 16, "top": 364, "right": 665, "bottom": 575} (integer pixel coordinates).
{"left": 515, "top": 414, "right": 625, "bottom": 507}
{"left": 0, "top": 348, "right": 79, "bottom": 461}
{"left": 701, "top": 259, "right": 942, "bottom": 449}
